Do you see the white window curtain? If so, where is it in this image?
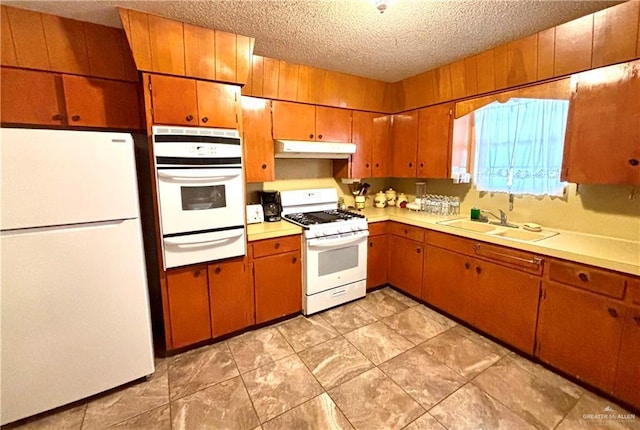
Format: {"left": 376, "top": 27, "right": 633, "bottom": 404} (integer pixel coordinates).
{"left": 472, "top": 98, "right": 569, "bottom": 197}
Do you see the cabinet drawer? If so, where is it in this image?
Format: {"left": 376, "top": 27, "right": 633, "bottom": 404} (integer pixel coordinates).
{"left": 548, "top": 260, "right": 626, "bottom": 299}
{"left": 252, "top": 234, "right": 301, "bottom": 258}
{"left": 626, "top": 278, "right": 640, "bottom": 307}
{"left": 389, "top": 222, "right": 425, "bottom": 242}
{"left": 428, "top": 230, "right": 475, "bottom": 255}
{"left": 368, "top": 221, "right": 388, "bottom": 236}
{"left": 473, "top": 242, "right": 544, "bottom": 276}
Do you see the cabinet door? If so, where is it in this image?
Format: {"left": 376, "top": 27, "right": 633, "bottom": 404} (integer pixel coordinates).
{"left": 1, "top": 68, "right": 66, "bottom": 126}
{"left": 367, "top": 234, "right": 388, "bottom": 290}
{"left": 166, "top": 266, "right": 212, "bottom": 349}
{"left": 472, "top": 261, "right": 540, "bottom": 354}
{"left": 272, "top": 100, "right": 315, "bottom": 140}
{"left": 62, "top": 75, "right": 141, "bottom": 129}
{"left": 196, "top": 80, "right": 240, "bottom": 129}
{"left": 423, "top": 245, "right": 474, "bottom": 321}
{"left": 417, "top": 103, "right": 453, "bottom": 179}
{"left": 388, "top": 236, "right": 424, "bottom": 299}
{"left": 391, "top": 111, "right": 419, "bottom": 177}
{"left": 208, "top": 257, "right": 254, "bottom": 338}
{"left": 315, "top": 106, "right": 352, "bottom": 142}
{"left": 563, "top": 60, "right": 640, "bottom": 184}
{"left": 537, "top": 281, "right": 625, "bottom": 391}
{"left": 350, "top": 111, "right": 375, "bottom": 178}
{"left": 242, "top": 97, "right": 274, "bottom": 182}
{"left": 614, "top": 307, "right": 640, "bottom": 409}
{"left": 372, "top": 114, "right": 391, "bottom": 178}
{"left": 150, "top": 74, "right": 198, "bottom": 126}
{"left": 254, "top": 251, "right": 302, "bottom": 324}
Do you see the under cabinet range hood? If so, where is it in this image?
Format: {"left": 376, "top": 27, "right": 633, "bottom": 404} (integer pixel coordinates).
{"left": 274, "top": 140, "right": 356, "bottom": 159}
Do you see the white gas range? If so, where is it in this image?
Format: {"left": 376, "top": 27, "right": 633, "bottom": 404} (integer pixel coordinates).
{"left": 280, "top": 188, "right": 368, "bottom": 315}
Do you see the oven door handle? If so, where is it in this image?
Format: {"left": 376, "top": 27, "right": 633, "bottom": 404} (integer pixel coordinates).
{"left": 164, "top": 231, "right": 243, "bottom": 248}
{"left": 307, "top": 232, "right": 368, "bottom": 249}
{"left": 157, "top": 170, "right": 241, "bottom": 181}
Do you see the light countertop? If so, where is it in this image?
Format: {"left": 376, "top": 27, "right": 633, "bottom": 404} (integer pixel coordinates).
{"left": 245, "top": 207, "right": 639, "bottom": 276}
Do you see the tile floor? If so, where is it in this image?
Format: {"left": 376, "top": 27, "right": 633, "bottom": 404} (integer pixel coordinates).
{"left": 7, "top": 287, "right": 639, "bottom": 430}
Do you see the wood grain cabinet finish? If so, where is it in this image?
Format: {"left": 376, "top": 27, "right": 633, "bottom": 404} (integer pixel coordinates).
{"left": 335, "top": 111, "right": 390, "bottom": 179}
{"left": 272, "top": 100, "right": 351, "bottom": 142}
{"left": 562, "top": 60, "right": 640, "bottom": 185}
{"left": 391, "top": 111, "right": 419, "bottom": 177}
{"left": 149, "top": 74, "right": 240, "bottom": 128}
{"left": 388, "top": 236, "right": 424, "bottom": 299}
{"left": 208, "top": 257, "right": 254, "bottom": 338}
{"left": 536, "top": 280, "right": 625, "bottom": 392}
{"left": 1, "top": 67, "right": 141, "bottom": 129}
{"left": 242, "top": 97, "right": 274, "bottom": 182}
{"left": 416, "top": 103, "right": 453, "bottom": 179}
{"left": 367, "top": 224, "right": 389, "bottom": 290}
{"left": 252, "top": 235, "right": 302, "bottom": 324}
{"left": 166, "top": 266, "right": 212, "bottom": 349}
{"left": 613, "top": 304, "right": 640, "bottom": 408}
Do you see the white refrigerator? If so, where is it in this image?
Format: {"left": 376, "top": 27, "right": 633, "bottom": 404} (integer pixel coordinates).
{"left": 0, "top": 128, "right": 155, "bottom": 425}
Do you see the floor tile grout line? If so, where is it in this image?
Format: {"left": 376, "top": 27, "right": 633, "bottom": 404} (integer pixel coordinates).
{"left": 225, "top": 341, "right": 262, "bottom": 429}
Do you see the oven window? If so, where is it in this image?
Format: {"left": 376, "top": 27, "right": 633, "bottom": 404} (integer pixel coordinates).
{"left": 318, "top": 246, "right": 358, "bottom": 276}
{"left": 181, "top": 185, "right": 226, "bottom": 211}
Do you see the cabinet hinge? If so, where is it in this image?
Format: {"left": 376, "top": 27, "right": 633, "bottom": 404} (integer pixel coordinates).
{"left": 449, "top": 108, "right": 453, "bottom": 116}
{"left": 148, "top": 80, "right": 152, "bottom": 92}
{"left": 539, "top": 287, "right": 546, "bottom": 300}
{"left": 236, "top": 113, "right": 238, "bottom": 123}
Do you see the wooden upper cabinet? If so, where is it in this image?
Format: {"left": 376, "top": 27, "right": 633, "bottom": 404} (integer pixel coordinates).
{"left": 315, "top": 106, "right": 351, "bottom": 142}
{"left": 119, "top": 9, "right": 152, "bottom": 71}
{"left": 196, "top": 80, "right": 240, "bottom": 128}
{"left": 507, "top": 34, "right": 538, "bottom": 87}
{"left": 184, "top": 23, "right": 216, "bottom": 81}
{"left": 215, "top": 31, "right": 236, "bottom": 83}
{"left": 41, "top": 14, "right": 90, "bottom": 75}
{"left": 83, "top": 22, "right": 137, "bottom": 81}
{"left": 475, "top": 49, "right": 496, "bottom": 95}
{"left": 537, "top": 28, "right": 555, "bottom": 81}
{"left": 562, "top": 60, "right": 640, "bottom": 184}
{"left": 242, "top": 97, "right": 275, "bottom": 182}
{"left": 592, "top": 1, "right": 640, "bottom": 69}
{"left": 417, "top": 103, "right": 453, "bottom": 179}
{"left": 272, "top": 100, "right": 316, "bottom": 140}
{"left": 1, "top": 68, "right": 65, "bottom": 125}
{"left": 5, "top": 7, "right": 50, "bottom": 70}
{"left": 1, "top": 6, "right": 18, "bottom": 66}
{"left": 349, "top": 111, "right": 375, "bottom": 178}
{"left": 148, "top": 14, "right": 185, "bottom": 76}
{"left": 62, "top": 75, "right": 141, "bottom": 130}
{"left": 391, "top": 111, "right": 419, "bottom": 177}
{"left": 493, "top": 44, "right": 509, "bottom": 90}
{"left": 372, "top": 115, "right": 391, "bottom": 177}
{"left": 554, "top": 14, "right": 594, "bottom": 77}
{"left": 149, "top": 74, "right": 198, "bottom": 126}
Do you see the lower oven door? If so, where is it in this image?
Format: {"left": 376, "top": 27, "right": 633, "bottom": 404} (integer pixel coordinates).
{"left": 156, "top": 168, "right": 244, "bottom": 235}
{"left": 163, "top": 227, "right": 245, "bottom": 269}
{"left": 304, "top": 230, "right": 368, "bottom": 295}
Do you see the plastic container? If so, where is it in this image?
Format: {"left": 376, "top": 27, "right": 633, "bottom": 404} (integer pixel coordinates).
{"left": 470, "top": 207, "right": 480, "bottom": 220}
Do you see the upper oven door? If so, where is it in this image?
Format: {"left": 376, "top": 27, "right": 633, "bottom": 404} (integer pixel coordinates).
{"left": 156, "top": 167, "right": 243, "bottom": 235}
{"left": 304, "top": 230, "right": 368, "bottom": 295}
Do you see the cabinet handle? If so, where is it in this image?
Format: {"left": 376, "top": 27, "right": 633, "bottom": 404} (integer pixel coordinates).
{"left": 292, "top": 256, "right": 297, "bottom": 264}
{"left": 408, "top": 162, "right": 413, "bottom": 168}
{"left": 318, "top": 134, "right": 323, "bottom": 139}
{"left": 214, "top": 267, "right": 221, "bottom": 274}
{"left": 578, "top": 272, "right": 589, "bottom": 282}
{"left": 375, "top": 163, "right": 380, "bottom": 168}
{"left": 475, "top": 266, "right": 482, "bottom": 274}
{"left": 464, "top": 262, "right": 470, "bottom": 270}
{"left": 201, "top": 116, "right": 209, "bottom": 123}
{"left": 261, "top": 163, "right": 267, "bottom": 169}
{"left": 274, "top": 242, "right": 280, "bottom": 249}
{"left": 365, "top": 163, "right": 370, "bottom": 168}
{"left": 186, "top": 115, "right": 194, "bottom": 122}
{"left": 194, "top": 270, "right": 200, "bottom": 277}
{"left": 309, "top": 134, "right": 314, "bottom": 139}
{"left": 369, "top": 241, "right": 373, "bottom": 248}
{"left": 629, "top": 159, "right": 639, "bottom": 166}
{"left": 404, "top": 228, "right": 408, "bottom": 234}
{"left": 607, "top": 308, "right": 619, "bottom": 318}
{"left": 473, "top": 243, "right": 543, "bottom": 266}
{"left": 52, "top": 114, "right": 64, "bottom": 121}
{"left": 71, "top": 115, "right": 80, "bottom": 121}
{"left": 416, "top": 248, "right": 421, "bottom": 254}
{"left": 419, "top": 162, "right": 424, "bottom": 168}
{"left": 634, "top": 316, "right": 640, "bottom": 326}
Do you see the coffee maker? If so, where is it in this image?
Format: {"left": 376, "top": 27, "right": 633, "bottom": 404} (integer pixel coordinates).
{"left": 258, "top": 190, "right": 282, "bottom": 222}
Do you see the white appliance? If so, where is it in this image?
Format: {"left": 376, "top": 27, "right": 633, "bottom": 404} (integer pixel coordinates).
{"left": 0, "top": 128, "right": 155, "bottom": 425}
{"left": 274, "top": 140, "right": 356, "bottom": 159}
{"left": 280, "top": 188, "right": 368, "bottom": 314}
{"left": 152, "top": 126, "right": 246, "bottom": 268}
{"left": 246, "top": 204, "right": 265, "bottom": 224}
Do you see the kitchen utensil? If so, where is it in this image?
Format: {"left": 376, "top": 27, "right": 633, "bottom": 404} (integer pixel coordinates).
{"left": 360, "top": 182, "right": 371, "bottom": 196}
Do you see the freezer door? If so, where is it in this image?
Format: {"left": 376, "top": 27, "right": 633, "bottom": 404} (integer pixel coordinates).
{"left": 0, "top": 128, "right": 140, "bottom": 230}
{"left": 1, "top": 219, "right": 155, "bottom": 425}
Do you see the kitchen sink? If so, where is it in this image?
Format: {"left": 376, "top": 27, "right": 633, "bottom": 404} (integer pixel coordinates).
{"left": 487, "top": 228, "right": 559, "bottom": 242}
{"left": 437, "top": 219, "right": 499, "bottom": 233}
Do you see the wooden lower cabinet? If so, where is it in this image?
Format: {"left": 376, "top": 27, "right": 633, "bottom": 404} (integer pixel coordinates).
{"left": 253, "top": 250, "right": 302, "bottom": 324}
{"left": 423, "top": 245, "right": 475, "bottom": 321}
{"left": 614, "top": 306, "right": 640, "bottom": 408}
{"left": 208, "top": 257, "right": 254, "bottom": 338}
{"left": 367, "top": 234, "right": 388, "bottom": 290}
{"left": 388, "top": 236, "right": 423, "bottom": 299}
{"left": 166, "top": 265, "right": 212, "bottom": 349}
{"left": 536, "top": 280, "right": 626, "bottom": 392}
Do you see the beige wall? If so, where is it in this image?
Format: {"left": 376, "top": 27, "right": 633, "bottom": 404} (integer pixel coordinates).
{"left": 391, "top": 178, "right": 640, "bottom": 242}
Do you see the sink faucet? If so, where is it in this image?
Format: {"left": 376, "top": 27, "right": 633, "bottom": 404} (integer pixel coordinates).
{"left": 481, "top": 209, "right": 519, "bottom": 228}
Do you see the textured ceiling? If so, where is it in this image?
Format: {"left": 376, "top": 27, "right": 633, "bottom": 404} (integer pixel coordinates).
{"left": 4, "top": 0, "right": 622, "bottom": 82}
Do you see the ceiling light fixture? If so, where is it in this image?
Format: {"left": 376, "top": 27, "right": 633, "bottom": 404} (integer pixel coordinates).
{"left": 373, "top": 0, "right": 391, "bottom": 13}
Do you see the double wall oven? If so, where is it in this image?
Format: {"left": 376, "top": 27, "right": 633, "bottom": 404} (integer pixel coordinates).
{"left": 153, "top": 126, "right": 245, "bottom": 268}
